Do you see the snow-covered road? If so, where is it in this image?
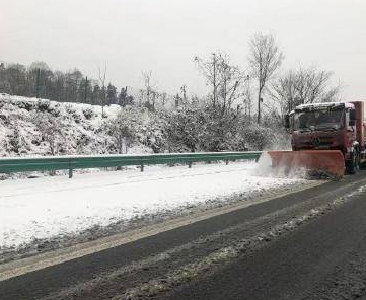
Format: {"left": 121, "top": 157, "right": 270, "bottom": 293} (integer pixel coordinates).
{"left": 0, "top": 160, "right": 303, "bottom": 249}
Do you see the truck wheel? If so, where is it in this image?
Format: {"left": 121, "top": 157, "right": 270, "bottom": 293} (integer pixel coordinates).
{"left": 360, "top": 158, "right": 366, "bottom": 170}
{"left": 346, "top": 151, "right": 359, "bottom": 174}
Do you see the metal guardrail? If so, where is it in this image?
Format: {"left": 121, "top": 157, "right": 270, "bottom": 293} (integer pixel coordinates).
{"left": 0, "top": 151, "right": 263, "bottom": 178}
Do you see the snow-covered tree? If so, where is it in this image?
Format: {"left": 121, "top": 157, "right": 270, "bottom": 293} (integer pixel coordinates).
{"left": 6, "top": 125, "right": 29, "bottom": 155}
{"left": 105, "top": 108, "right": 137, "bottom": 154}
{"left": 165, "top": 102, "right": 206, "bottom": 152}
{"left": 32, "top": 113, "right": 64, "bottom": 156}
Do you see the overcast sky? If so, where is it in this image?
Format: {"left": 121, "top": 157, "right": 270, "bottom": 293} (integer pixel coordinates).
{"left": 1, "top": 0, "right": 365, "bottom": 99}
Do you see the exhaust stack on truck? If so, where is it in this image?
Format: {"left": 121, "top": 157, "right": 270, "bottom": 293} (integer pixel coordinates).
{"left": 268, "top": 101, "right": 366, "bottom": 178}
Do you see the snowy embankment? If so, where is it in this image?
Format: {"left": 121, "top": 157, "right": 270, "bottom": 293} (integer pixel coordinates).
{"left": 0, "top": 94, "right": 160, "bottom": 158}
{"left": 0, "top": 159, "right": 304, "bottom": 250}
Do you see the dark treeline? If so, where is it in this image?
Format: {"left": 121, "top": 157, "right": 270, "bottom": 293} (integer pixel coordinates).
{"left": 0, "top": 61, "right": 134, "bottom": 106}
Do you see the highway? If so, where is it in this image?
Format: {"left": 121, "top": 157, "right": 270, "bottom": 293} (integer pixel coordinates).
{"left": 1, "top": 172, "right": 366, "bottom": 300}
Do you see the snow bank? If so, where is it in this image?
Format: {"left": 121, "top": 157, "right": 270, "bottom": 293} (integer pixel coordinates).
{"left": 251, "top": 152, "right": 307, "bottom": 178}
{"left": 0, "top": 161, "right": 303, "bottom": 249}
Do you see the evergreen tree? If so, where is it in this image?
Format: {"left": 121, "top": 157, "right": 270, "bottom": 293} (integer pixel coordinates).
{"left": 106, "top": 83, "right": 118, "bottom": 105}
{"left": 91, "top": 84, "right": 101, "bottom": 105}
{"left": 118, "top": 87, "right": 134, "bottom": 106}
{"left": 0, "top": 61, "right": 121, "bottom": 105}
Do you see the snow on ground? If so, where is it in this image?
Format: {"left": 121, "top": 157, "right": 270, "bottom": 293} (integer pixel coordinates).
{"left": 0, "top": 160, "right": 304, "bottom": 249}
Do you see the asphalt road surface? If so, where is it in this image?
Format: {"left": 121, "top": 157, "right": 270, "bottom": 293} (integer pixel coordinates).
{"left": 1, "top": 172, "right": 366, "bottom": 300}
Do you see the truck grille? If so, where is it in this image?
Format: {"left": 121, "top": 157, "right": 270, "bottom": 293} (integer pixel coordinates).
{"left": 300, "top": 136, "right": 336, "bottom": 148}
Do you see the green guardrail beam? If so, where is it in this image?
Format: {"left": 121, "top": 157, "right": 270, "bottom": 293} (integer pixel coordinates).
{"left": 0, "top": 151, "right": 263, "bottom": 178}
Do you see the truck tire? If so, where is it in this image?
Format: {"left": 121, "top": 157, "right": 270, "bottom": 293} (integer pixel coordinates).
{"left": 346, "top": 151, "right": 359, "bottom": 174}
{"left": 360, "top": 159, "right": 366, "bottom": 170}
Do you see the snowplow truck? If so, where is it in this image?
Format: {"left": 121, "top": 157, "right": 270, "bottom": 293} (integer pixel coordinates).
{"left": 268, "top": 101, "right": 366, "bottom": 178}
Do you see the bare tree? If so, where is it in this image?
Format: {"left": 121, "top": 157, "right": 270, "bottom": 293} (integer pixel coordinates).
{"left": 195, "top": 52, "right": 246, "bottom": 115}
{"left": 98, "top": 64, "right": 107, "bottom": 117}
{"left": 270, "top": 67, "right": 342, "bottom": 118}
{"left": 142, "top": 71, "right": 157, "bottom": 111}
{"left": 248, "top": 33, "right": 284, "bottom": 124}
{"left": 180, "top": 84, "right": 188, "bottom": 102}
{"left": 295, "top": 67, "right": 341, "bottom": 104}
{"left": 194, "top": 53, "right": 221, "bottom": 107}
{"left": 270, "top": 70, "right": 297, "bottom": 117}
{"left": 243, "top": 75, "right": 252, "bottom": 121}
{"left": 217, "top": 54, "right": 246, "bottom": 115}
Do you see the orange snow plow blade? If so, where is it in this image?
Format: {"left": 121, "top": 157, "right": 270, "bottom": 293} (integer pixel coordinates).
{"left": 268, "top": 150, "right": 345, "bottom": 178}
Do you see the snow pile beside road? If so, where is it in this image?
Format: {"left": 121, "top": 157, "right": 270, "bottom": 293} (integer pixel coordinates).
{"left": 0, "top": 161, "right": 304, "bottom": 249}
{"left": 251, "top": 152, "right": 307, "bottom": 178}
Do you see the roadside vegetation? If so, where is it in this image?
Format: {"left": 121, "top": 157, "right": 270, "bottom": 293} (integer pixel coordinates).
{"left": 0, "top": 33, "right": 341, "bottom": 157}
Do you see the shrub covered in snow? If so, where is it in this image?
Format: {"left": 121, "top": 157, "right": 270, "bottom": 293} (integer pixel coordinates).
{"left": 0, "top": 95, "right": 151, "bottom": 157}
{"left": 103, "top": 106, "right": 138, "bottom": 154}
{"left": 32, "top": 111, "right": 65, "bottom": 155}
{"left": 165, "top": 103, "right": 205, "bottom": 152}
{"left": 138, "top": 111, "right": 167, "bottom": 153}
{"left": 163, "top": 101, "right": 289, "bottom": 152}
{"left": 0, "top": 94, "right": 289, "bottom": 158}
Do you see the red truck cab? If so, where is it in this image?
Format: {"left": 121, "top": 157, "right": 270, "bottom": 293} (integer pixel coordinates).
{"left": 287, "top": 101, "right": 366, "bottom": 173}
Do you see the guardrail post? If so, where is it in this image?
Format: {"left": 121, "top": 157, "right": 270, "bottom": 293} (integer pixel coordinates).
{"left": 225, "top": 160, "right": 229, "bottom": 165}
{"left": 140, "top": 163, "right": 144, "bottom": 172}
{"left": 188, "top": 162, "right": 192, "bottom": 168}
{"left": 68, "top": 158, "right": 73, "bottom": 178}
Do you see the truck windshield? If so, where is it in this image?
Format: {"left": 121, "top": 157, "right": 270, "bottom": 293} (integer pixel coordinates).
{"left": 293, "top": 107, "right": 344, "bottom": 131}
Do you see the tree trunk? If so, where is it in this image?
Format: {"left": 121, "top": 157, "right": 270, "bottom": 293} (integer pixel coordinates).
{"left": 257, "top": 91, "right": 262, "bottom": 124}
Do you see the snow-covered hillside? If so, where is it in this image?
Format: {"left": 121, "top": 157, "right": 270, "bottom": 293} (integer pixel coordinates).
{"left": 0, "top": 94, "right": 162, "bottom": 157}
{"left": 0, "top": 94, "right": 289, "bottom": 160}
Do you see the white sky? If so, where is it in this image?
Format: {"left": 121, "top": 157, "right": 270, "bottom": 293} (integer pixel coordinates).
{"left": 1, "top": 0, "right": 365, "bottom": 99}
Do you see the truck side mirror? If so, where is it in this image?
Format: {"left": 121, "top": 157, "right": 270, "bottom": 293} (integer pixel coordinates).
{"left": 349, "top": 109, "right": 356, "bottom": 126}
{"left": 284, "top": 115, "right": 290, "bottom": 129}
